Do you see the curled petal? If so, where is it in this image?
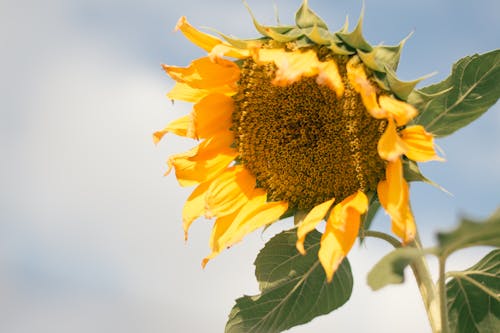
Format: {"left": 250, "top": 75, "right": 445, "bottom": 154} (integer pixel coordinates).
{"left": 346, "top": 57, "right": 386, "bottom": 118}
{"left": 219, "top": 189, "right": 288, "bottom": 249}
{"left": 167, "top": 131, "right": 237, "bottom": 186}
{"left": 377, "top": 159, "right": 416, "bottom": 243}
{"left": 378, "top": 118, "right": 407, "bottom": 161}
{"left": 253, "top": 49, "right": 320, "bottom": 85}
{"left": 182, "top": 180, "right": 213, "bottom": 240}
{"left": 400, "top": 125, "right": 444, "bottom": 162}
{"left": 319, "top": 191, "right": 368, "bottom": 282}
{"left": 296, "top": 198, "right": 335, "bottom": 255}
{"left": 379, "top": 95, "right": 418, "bottom": 126}
{"left": 209, "top": 43, "right": 251, "bottom": 60}
{"left": 175, "top": 16, "right": 223, "bottom": 52}
{"left": 167, "top": 82, "right": 211, "bottom": 103}
{"left": 317, "top": 61, "right": 344, "bottom": 98}
{"left": 154, "top": 115, "right": 193, "bottom": 143}
{"left": 205, "top": 165, "right": 256, "bottom": 219}
{"left": 202, "top": 209, "right": 240, "bottom": 268}
{"left": 162, "top": 57, "right": 240, "bottom": 92}
{"left": 203, "top": 189, "right": 288, "bottom": 267}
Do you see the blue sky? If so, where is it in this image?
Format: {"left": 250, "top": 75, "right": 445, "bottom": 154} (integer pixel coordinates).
{"left": 1, "top": 0, "right": 499, "bottom": 332}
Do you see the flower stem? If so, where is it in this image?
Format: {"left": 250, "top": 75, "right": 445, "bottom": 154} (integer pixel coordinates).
{"left": 438, "top": 257, "right": 450, "bottom": 333}
{"left": 409, "top": 233, "right": 441, "bottom": 333}
{"left": 363, "top": 230, "right": 401, "bottom": 248}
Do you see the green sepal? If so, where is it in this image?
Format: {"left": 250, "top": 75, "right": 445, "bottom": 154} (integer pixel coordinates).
{"left": 336, "top": 7, "right": 372, "bottom": 52}
{"left": 295, "top": 0, "right": 328, "bottom": 30}
{"left": 403, "top": 159, "right": 450, "bottom": 195}
{"left": 328, "top": 42, "right": 355, "bottom": 55}
{"left": 303, "top": 25, "right": 354, "bottom": 54}
{"left": 205, "top": 27, "right": 266, "bottom": 49}
{"left": 244, "top": 1, "right": 296, "bottom": 40}
{"left": 385, "top": 66, "right": 431, "bottom": 100}
{"left": 305, "top": 24, "right": 332, "bottom": 45}
{"left": 357, "top": 34, "right": 410, "bottom": 72}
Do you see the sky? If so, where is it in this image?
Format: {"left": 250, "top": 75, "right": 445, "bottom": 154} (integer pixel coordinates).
{"left": 0, "top": 0, "right": 499, "bottom": 332}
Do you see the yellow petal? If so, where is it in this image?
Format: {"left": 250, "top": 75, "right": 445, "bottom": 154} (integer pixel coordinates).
{"left": 229, "top": 200, "right": 288, "bottom": 244}
{"left": 400, "top": 125, "right": 444, "bottom": 162}
{"left": 319, "top": 191, "right": 368, "bottom": 282}
{"left": 377, "top": 159, "right": 416, "bottom": 243}
{"left": 378, "top": 118, "right": 407, "bottom": 161}
{"left": 346, "top": 57, "right": 386, "bottom": 118}
{"left": 167, "top": 82, "right": 211, "bottom": 103}
{"left": 182, "top": 180, "right": 213, "bottom": 240}
{"left": 191, "top": 93, "right": 233, "bottom": 139}
{"left": 254, "top": 49, "right": 320, "bottom": 86}
{"left": 168, "top": 131, "right": 237, "bottom": 186}
{"left": 317, "top": 61, "right": 344, "bottom": 98}
{"left": 202, "top": 209, "right": 241, "bottom": 268}
{"left": 153, "top": 115, "right": 192, "bottom": 143}
{"left": 205, "top": 165, "right": 256, "bottom": 219}
{"left": 209, "top": 43, "right": 251, "bottom": 60}
{"left": 379, "top": 95, "right": 418, "bottom": 127}
{"left": 175, "top": 16, "right": 223, "bottom": 52}
{"left": 296, "top": 197, "right": 335, "bottom": 255}
{"left": 162, "top": 57, "right": 239, "bottom": 92}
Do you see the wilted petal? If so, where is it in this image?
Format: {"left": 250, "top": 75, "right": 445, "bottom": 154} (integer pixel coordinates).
{"left": 162, "top": 57, "right": 239, "bottom": 93}
{"left": 317, "top": 61, "right": 344, "bottom": 98}
{"left": 296, "top": 197, "right": 335, "bottom": 255}
{"left": 153, "top": 115, "right": 193, "bottom": 143}
{"left": 377, "top": 159, "right": 416, "bottom": 243}
{"left": 319, "top": 191, "right": 368, "bottom": 282}
{"left": 379, "top": 95, "right": 418, "bottom": 127}
{"left": 378, "top": 118, "right": 407, "bottom": 161}
{"left": 182, "top": 180, "right": 213, "bottom": 240}
{"left": 400, "top": 125, "right": 444, "bottom": 162}
{"left": 168, "top": 131, "right": 237, "bottom": 186}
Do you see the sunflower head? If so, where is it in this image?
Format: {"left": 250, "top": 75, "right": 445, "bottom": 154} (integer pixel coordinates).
{"left": 156, "top": 1, "right": 442, "bottom": 281}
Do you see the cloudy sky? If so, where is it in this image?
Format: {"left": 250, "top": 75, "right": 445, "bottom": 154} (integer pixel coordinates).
{"left": 1, "top": 0, "right": 498, "bottom": 332}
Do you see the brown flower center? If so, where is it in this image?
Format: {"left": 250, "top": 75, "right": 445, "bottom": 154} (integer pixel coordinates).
{"left": 232, "top": 55, "right": 387, "bottom": 210}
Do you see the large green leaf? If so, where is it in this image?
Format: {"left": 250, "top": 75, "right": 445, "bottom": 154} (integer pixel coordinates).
{"left": 366, "top": 247, "right": 424, "bottom": 291}
{"left": 409, "top": 49, "right": 500, "bottom": 137}
{"left": 447, "top": 249, "right": 500, "bottom": 333}
{"left": 437, "top": 208, "right": 500, "bottom": 259}
{"left": 225, "top": 229, "right": 353, "bottom": 333}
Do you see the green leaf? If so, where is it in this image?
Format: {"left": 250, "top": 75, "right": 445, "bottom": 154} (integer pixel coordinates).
{"left": 447, "top": 249, "right": 500, "bottom": 333}
{"left": 367, "top": 247, "right": 424, "bottom": 291}
{"left": 295, "top": 0, "right": 328, "bottom": 30}
{"left": 225, "top": 229, "right": 353, "bottom": 333}
{"left": 437, "top": 208, "right": 500, "bottom": 259}
{"left": 409, "top": 49, "right": 500, "bottom": 137}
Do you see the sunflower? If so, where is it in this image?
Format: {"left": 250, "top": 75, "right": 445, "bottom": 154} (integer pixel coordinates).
{"left": 155, "top": 2, "right": 442, "bottom": 282}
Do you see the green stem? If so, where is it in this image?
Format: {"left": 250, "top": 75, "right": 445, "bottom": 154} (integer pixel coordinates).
{"left": 363, "top": 230, "right": 401, "bottom": 248}
{"left": 409, "top": 233, "right": 441, "bottom": 333}
{"left": 438, "top": 257, "right": 450, "bottom": 333}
